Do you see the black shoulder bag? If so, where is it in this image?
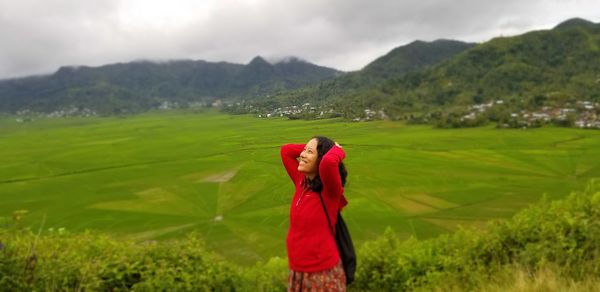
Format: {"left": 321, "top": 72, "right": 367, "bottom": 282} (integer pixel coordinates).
{"left": 317, "top": 193, "right": 356, "bottom": 285}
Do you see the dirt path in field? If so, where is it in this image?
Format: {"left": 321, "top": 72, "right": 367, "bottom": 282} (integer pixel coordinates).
{"left": 128, "top": 223, "right": 198, "bottom": 241}
{"left": 201, "top": 169, "right": 238, "bottom": 183}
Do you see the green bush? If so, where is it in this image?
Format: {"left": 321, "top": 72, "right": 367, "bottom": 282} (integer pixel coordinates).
{"left": 0, "top": 231, "right": 244, "bottom": 291}
{"left": 351, "top": 179, "right": 600, "bottom": 291}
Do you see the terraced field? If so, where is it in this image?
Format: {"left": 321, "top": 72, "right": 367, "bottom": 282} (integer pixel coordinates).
{"left": 1, "top": 110, "right": 599, "bottom": 265}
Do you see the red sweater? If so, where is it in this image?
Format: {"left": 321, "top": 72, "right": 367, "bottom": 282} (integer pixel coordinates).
{"left": 281, "top": 143, "right": 348, "bottom": 272}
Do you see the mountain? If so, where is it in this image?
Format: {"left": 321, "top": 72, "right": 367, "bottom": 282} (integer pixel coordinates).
{"left": 553, "top": 17, "right": 596, "bottom": 29}
{"left": 250, "top": 18, "right": 599, "bottom": 124}
{"left": 370, "top": 18, "right": 600, "bottom": 112}
{"left": 0, "top": 57, "right": 340, "bottom": 115}
{"left": 361, "top": 39, "right": 476, "bottom": 80}
{"left": 232, "top": 56, "right": 341, "bottom": 95}
{"left": 250, "top": 39, "right": 475, "bottom": 110}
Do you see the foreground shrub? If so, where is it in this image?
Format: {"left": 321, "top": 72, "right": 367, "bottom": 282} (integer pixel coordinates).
{"left": 0, "top": 231, "right": 243, "bottom": 291}
{"left": 476, "top": 264, "right": 600, "bottom": 292}
{"left": 352, "top": 180, "right": 600, "bottom": 291}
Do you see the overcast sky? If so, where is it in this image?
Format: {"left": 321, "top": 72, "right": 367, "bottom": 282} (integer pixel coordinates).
{"left": 1, "top": 0, "right": 599, "bottom": 79}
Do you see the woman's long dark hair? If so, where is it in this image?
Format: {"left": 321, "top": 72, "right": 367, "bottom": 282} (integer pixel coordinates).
{"left": 305, "top": 136, "right": 348, "bottom": 192}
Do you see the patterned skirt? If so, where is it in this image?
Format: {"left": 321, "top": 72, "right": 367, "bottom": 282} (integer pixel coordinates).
{"left": 288, "top": 261, "right": 346, "bottom": 292}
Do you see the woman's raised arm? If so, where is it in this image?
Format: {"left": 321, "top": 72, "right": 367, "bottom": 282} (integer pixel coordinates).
{"left": 319, "top": 145, "right": 345, "bottom": 196}
{"left": 280, "top": 144, "right": 304, "bottom": 186}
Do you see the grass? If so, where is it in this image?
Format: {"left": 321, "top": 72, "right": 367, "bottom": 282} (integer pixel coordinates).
{"left": 1, "top": 109, "right": 599, "bottom": 265}
{"left": 418, "top": 265, "right": 600, "bottom": 292}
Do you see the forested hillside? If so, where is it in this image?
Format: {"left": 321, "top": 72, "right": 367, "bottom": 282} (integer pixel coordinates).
{"left": 239, "top": 18, "right": 600, "bottom": 128}
{"left": 229, "top": 39, "right": 474, "bottom": 116}
{"left": 0, "top": 57, "right": 340, "bottom": 115}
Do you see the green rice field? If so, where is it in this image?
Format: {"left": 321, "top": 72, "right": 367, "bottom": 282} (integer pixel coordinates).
{"left": 1, "top": 109, "right": 599, "bottom": 265}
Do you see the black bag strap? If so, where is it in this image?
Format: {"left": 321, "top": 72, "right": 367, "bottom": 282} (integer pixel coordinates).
{"left": 317, "top": 192, "right": 335, "bottom": 235}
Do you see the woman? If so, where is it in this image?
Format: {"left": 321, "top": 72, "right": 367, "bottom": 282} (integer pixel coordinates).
{"left": 281, "top": 136, "right": 348, "bottom": 291}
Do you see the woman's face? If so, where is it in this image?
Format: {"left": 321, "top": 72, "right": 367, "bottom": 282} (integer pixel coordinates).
{"left": 298, "top": 138, "right": 319, "bottom": 177}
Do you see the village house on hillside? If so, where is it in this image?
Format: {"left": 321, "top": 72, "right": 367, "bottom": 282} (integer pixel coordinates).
{"left": 461, "top": 100, "right": 600, "bottom": 129}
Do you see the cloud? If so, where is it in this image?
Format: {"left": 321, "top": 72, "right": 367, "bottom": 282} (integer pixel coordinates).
{"left": 0, "top": 0, "right": 599, "bottom": 79}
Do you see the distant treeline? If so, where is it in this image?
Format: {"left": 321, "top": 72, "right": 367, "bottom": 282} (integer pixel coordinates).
{"left": 1, "top": 180, "right": 598, "bottom": 291}
{"left": 0, "top": 57, "right": 340, "bottom": 115}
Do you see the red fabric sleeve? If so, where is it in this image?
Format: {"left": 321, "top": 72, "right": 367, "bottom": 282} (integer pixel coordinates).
{"left": 319, "top": 145, "right": 346, "bottom": 199}
{"left": 280, "top": 144, "right": 305, "bottom": 186}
